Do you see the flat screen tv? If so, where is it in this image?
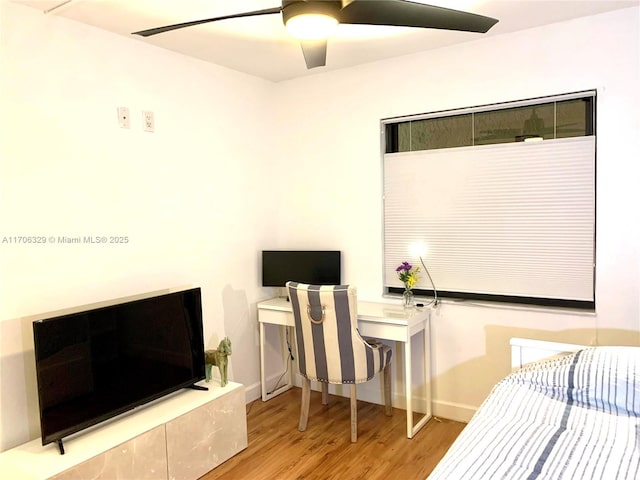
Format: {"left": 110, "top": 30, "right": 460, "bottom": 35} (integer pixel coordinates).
{"left": 33, "top": 287, "right": 205, "bottom": 454}
{"left": 262, "top": 250, "right": 341, "bottom": 287}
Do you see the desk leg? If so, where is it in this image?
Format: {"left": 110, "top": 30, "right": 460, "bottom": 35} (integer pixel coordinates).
{"left": 404, "top": 328, "right": 432, "bottom": 439}
{"left": 403, "top": 339, "right": 413, "bottom": 438}
{"left": 424, "top": 324, "right": 432, "bottom": 420}
{"left": 261, "top": 323, "right": 295, "bottom": 402}
{"left": 260, "top": 322, "right": 268, "bottom": 401}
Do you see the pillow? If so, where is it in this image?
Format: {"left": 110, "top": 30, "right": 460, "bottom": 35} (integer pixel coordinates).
{"left": 507, "top": 346, "right": 640, "bottom": 416}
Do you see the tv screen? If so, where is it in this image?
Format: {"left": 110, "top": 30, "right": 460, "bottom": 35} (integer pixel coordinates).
{"left": 262, "top": 250, "right": 341, "bottom": 287}
{"left": 33, "top": 288, "right": 205, "bottom": 452}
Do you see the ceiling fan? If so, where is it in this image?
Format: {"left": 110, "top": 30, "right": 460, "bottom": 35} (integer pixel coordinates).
{"left": 132, "top": 1, "right": 498, "bottom": 70}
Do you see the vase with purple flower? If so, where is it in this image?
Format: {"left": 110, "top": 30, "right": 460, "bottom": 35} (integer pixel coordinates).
{"left": 396, "top": 261, "right": 419, "bottom": 308}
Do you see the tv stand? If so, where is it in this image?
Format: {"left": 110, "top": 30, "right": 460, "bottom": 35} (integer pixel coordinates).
{"left": 56, "top": 440, "right": 64, "bottom": 456}
{"left": 0, "top": 382, "right": 247, "bottom": 479}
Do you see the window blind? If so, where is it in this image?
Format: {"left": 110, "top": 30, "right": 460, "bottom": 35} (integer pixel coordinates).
{"left": 383, "top": 136, "right": 595, "bottom": 303}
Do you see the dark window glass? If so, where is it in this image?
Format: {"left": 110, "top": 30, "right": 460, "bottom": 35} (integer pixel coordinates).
{"left": 385, "top": 95, "right": 594, "bottom": 153}
{"left": 556, "top": 98, "right": 593, "bottom": 138}
{"left": 474, "top": 104, "right": 554, "bottom": 144}
{"left": 410, "top": 115, "right": 473, "bottom": 151}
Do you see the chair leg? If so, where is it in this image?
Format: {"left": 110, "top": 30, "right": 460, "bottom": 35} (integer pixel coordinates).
{"left": 350, "top": 384, "right": 357, "bottom": 443}
{"left": 299, "top": 378, "right": 311, "bottom": 432}
{"left": 321, "top": 382, "right": 329, "bottom": 405}
{"left": 383, "top": 362, "right": 392, "bottom": 416}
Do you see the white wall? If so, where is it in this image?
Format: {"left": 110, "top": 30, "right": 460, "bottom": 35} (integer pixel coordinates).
{"left": 271, "top": 7, "right": 640, "bottom": 418}
{"left": 1, "top": 1, "right": 638, "bottom": 451}
{"left": 0, "top": 1, "right": 277, "bottom": 450}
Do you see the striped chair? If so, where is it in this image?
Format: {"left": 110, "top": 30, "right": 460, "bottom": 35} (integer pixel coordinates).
{"left": 286, "top": 282, "right": 392, "bottom": 442}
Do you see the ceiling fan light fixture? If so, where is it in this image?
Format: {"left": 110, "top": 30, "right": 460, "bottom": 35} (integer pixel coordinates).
{"left": 282, "top": 1, "right": 341, "bottom": 40}
{"left": 285, "top": 13, "right": 338, "bottom": 40}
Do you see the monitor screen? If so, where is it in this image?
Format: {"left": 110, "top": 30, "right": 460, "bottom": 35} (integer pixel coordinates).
{"left": 261, "top": 250, "right": 341, "bottom": 287}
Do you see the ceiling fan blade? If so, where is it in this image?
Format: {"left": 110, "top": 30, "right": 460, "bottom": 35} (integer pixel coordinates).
{"left": 337, "top": 0, "right": 498, "bottom": 33}
{"left": 300, "top": 40, "right": 328, "bottom": 69}
{"left": 132, "top": 6, "right": 283, "bottom": 37}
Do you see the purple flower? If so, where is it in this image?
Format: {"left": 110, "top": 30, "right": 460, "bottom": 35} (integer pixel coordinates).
{"left": 396, "top": 261, "right": 412, "bottom": 272}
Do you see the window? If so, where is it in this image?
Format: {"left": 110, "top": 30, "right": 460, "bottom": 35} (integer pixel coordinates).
{"left": 382, "top": 92, "right": 596, "bottom": 309}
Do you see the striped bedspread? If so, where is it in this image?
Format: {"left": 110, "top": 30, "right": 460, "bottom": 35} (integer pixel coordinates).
{"left": 428, "top": 347, "right": 640, "bottom": 480}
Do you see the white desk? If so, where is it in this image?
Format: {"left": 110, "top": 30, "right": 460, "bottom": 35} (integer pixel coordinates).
{"left": 257, "top": 297, "right": 431, "bottom": 439}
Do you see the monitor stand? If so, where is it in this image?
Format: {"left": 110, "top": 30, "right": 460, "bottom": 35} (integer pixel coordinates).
{"left": 57, "top": 439, "right": 65, "bottom": 455}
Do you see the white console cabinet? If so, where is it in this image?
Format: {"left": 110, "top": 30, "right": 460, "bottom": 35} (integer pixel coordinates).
{"left": 0, "top": 382, "right": 247, "bottom": 480}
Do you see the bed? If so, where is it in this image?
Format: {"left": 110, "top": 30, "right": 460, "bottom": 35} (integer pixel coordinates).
{"left": 428, "top": 338, "right": 640, "bottom": 480}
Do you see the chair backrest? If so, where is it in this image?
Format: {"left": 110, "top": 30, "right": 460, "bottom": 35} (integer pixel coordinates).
{"left": 286, "top": 282, "right": 385, "bottom": 384}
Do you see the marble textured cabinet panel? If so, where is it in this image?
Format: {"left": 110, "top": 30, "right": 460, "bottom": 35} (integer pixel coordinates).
{"left": 50, "top": 426, "right": 167, "bottom": 480}
{"left": 166, "top": 385, "right": 247, "bottom": 480}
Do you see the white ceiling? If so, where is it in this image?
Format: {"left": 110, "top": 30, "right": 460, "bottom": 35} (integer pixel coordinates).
{"left": 12, "top": 0, "right": 640, "bottom": 82}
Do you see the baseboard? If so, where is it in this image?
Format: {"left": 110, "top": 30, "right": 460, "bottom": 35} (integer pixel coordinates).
{"left": 244, "top": 372, "right": 292, "bottom": 404}
{"left": 244, "top": 381, "right": 262, "bottom": 404}
{"left": 247, "top": 378, "right": 477, "bottom": 423}
{"left": 432, "top": 400, "right": 476, "bottom": 423}
{"left": 262, "top": 380, "right": 433, "bottom": 415}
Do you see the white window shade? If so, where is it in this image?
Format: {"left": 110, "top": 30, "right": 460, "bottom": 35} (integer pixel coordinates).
{"left": 383, "top": 136, "right": 595, "bottom": 302}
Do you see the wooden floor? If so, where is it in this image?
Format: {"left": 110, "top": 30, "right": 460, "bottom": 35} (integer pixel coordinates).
{"left": 201, "top": 388, "right": 466, "bottom": 480}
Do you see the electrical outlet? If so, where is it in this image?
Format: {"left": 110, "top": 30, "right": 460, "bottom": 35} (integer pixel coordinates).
{"left": 117, "top": 107, "right": 130, "bottom": 129}
{"left": 142, "top": 111, "right": 154, "bottom": 133}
